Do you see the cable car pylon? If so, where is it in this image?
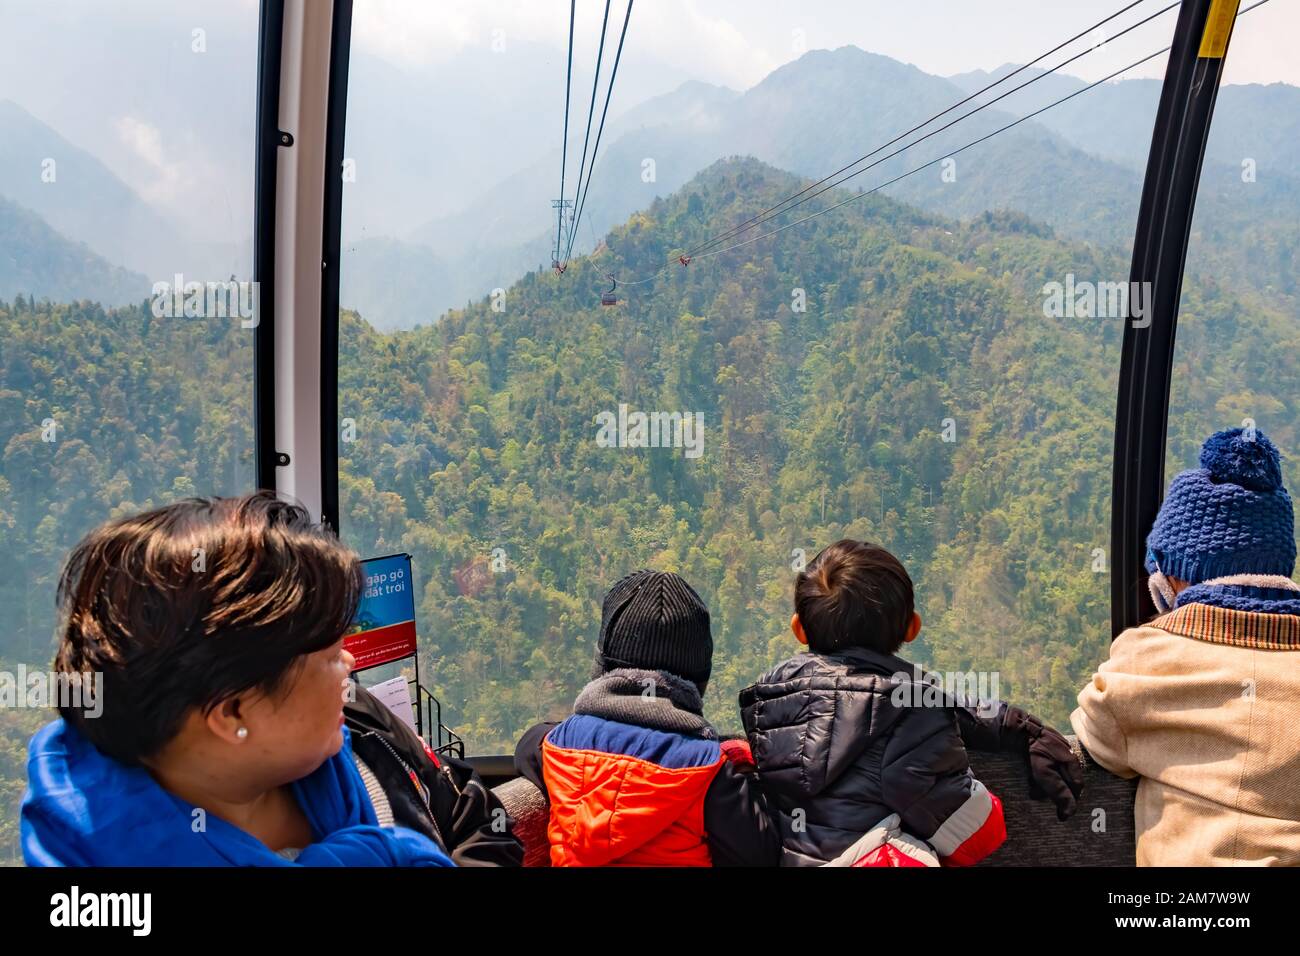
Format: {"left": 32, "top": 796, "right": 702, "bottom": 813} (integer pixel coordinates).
{"left": 551, "top": 198, "right": 574, "bottom": 273}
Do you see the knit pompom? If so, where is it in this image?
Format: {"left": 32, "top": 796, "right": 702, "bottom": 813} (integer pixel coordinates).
{"left": 1199, "top": 427, "right": 1283, "bottom": 492}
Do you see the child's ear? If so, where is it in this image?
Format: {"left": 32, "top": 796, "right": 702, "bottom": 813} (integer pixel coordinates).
{"left": 902, "top": 612, "right": 922, "bottom": 644}
{"left": 791, "top": 613, "right": 808, "bottom": 646}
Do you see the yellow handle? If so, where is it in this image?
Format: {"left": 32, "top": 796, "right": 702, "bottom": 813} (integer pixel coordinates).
{"left": 1198, "top": 0, "right": 1241, "bottom": 59}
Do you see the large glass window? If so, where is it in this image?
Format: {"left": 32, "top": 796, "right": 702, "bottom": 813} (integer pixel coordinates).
{"left": 0, "top": 0, "right": 258, "bottom": 861}
{"left": 337, "top": 1, "right": 1196, "bottom": 756}
{"left": 1166, "top": 2, "right": 1300, "bottom": 555}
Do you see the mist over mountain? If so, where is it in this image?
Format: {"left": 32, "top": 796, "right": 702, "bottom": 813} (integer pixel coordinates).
{"left": 0, "top": 195, "right": 149, "bottom": 305}
{"left": 339, "top": 237, "right": 455, "bottom": 330}
{"left": 339, "top": 39, "right": 722, "bottom": 239}
{"left": 4, "top": 41, "right": 1293, "bottom": 332}
{"left": 0, "top": 100, "right": 195, "bottom": 279}
{"left": 950, "top": 64, "right": 1300, "bottom": 174}
{"left": 353, "top": 46, "right": 1297, "bottom": 329}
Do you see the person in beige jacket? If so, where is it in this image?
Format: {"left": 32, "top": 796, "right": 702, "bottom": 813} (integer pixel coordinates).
{"left": 1073, "top": 426, "right": 1300, "bottom": 866}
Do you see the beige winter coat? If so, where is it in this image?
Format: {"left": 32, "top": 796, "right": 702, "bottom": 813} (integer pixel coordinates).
{"left": 1071, "top": 602, "right": 1300, "bottom": 866}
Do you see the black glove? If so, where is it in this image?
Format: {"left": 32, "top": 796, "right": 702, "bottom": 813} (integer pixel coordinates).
{"left": 1002, "top": 706, "right": 1084, "bottom": 822}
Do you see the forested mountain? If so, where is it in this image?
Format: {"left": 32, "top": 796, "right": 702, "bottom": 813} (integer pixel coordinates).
{"left": 332, "top": 157, "right": 1298, "bottom": 755}
{"left": 0, "top": 291, "right": 255, "bottom": 859}
{"left": 0, "top": 295, "right": 255, "bottom": 668}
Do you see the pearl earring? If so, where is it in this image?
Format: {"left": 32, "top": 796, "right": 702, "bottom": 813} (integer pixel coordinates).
{"left": 236, "top": 727, "right": 249, "bottom": 740}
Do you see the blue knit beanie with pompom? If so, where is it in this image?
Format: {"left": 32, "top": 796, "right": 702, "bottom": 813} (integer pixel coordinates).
{"left": 1145, "top": 427, "right": 1295, "bottom": 583}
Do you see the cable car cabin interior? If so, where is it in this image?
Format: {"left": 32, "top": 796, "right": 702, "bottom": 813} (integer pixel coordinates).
{"left": 3, "top": 0, "right": 1298, "bottom": 874}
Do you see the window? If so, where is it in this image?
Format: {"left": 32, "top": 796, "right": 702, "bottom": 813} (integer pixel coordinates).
{"left": 1166, "top": 2, "right": 1300, "bottom": 518}
{"left": 335, "top": 2, "right": 1209, "bottom": 756}
{"left": 0, "top": 0, "right": 258, "bottom": 860}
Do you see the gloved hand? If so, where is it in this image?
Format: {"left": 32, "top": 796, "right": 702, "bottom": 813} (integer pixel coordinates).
{"left": 719, "top": 736, "right": 757, "bottom": 773}
{"left": 1002, "top": 706, "right": 1084, "bottom": 822}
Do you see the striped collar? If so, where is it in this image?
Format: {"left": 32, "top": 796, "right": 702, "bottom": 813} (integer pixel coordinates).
{"left": 1153, "top": 601, "right": 1300, "bottom": 650}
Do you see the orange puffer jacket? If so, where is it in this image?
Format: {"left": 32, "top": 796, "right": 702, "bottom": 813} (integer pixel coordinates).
{"left": 541, "top": 715, "right": 725, "bottom": 867}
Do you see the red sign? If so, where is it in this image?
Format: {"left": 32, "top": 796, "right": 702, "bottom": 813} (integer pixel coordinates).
{"left": 345, "top": 619, "right": 417, "bottom": 670}
{"left": 347, "top": 554, "right": 419, "bottom": 670}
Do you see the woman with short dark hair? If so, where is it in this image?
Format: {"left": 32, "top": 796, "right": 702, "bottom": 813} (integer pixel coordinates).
{"left": 21, "top": 492, "right": 454, "bottom": 866}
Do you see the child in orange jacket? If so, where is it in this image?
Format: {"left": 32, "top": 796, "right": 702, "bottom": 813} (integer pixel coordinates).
{"left": 514, "top": 570, "right": 780, "bottom": 866}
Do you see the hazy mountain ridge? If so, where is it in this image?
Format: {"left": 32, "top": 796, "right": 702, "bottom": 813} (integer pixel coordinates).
{"left": 0, "top": 195, "right": 149, "bottom": 306}
{"left": 4, "top": 46, "right": 1293, "bottom": 331}
{"left": 367, "top": 46, "right": 1296, "bottom": 329}
{"left": 949, "top": 64, "right": 1300, "bottom": 174}
{"left": 0, "top": 99, "right": 195, "bottom": 279}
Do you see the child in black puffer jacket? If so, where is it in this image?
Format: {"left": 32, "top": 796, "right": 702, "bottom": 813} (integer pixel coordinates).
{"left": 740, "top": 540, "right": 1083, "bottom": 866}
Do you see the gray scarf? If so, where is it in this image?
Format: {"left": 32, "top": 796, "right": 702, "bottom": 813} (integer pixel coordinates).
{"left": 573, "top": 668, "right": 717, "bottom": 739}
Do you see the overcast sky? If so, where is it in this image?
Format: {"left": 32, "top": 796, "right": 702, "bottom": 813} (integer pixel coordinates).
{"left": 352, "top": 0, "right": 1298, "bottom": 88}
{"left": 0, "top": 0, "right": 1294, "bottom": 243}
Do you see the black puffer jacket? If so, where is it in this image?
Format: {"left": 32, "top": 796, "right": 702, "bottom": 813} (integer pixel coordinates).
{"left": 346, "top": 685, "right": 524, "bottom": 867}
{"left": 740, "top": 647, "right": 1004, "bottom": 866}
